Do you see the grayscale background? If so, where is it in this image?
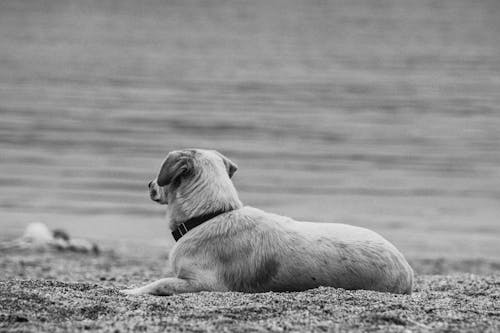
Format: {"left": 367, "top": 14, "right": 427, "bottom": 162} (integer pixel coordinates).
{"left": 2, "top": 0, "right": 499, "bottom": 259}
{"left": 1, "top": 1, "right": 500, "bottom": 332}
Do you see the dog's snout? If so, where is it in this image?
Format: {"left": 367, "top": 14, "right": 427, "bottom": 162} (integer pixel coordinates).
{"left": 149, "top": 180, "right": 164, "bottom": 203}
{"left": 149, "top": 181, "right": 157, "bottom": 196}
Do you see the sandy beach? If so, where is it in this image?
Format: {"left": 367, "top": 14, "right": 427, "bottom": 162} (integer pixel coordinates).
{"left": 1, "top": 248, "right": 499, "bottom": 332}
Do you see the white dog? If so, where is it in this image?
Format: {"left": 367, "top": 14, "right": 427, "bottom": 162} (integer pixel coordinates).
{"left": 122, "top": 149, "right": 413, "bottom": 295}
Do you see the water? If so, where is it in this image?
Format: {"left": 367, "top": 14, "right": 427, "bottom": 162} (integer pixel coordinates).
{"left": 1, "top": 0, "right": 499, "bottom": 258}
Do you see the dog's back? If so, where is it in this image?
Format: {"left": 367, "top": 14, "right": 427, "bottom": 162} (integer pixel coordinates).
{"left": 170, "top": 206, "right": 414, "bottom": 294}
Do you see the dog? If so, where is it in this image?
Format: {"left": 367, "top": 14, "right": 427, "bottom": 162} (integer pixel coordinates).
{"left": 122, "top": 149, "right": 413, "bottom": 295}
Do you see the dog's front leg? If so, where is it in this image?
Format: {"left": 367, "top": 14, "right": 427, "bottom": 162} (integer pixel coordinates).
{"left": 121, "top": 277, "right": 202, "bottom": 296}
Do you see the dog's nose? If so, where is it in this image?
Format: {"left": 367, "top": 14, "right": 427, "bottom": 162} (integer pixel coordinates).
{"left": 148, "top": 181, "right": 153, "bottom": 188}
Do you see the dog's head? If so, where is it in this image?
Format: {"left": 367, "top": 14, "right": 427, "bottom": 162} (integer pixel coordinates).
{"left": 148, "top": 149, "right": 238, "bottom": 205}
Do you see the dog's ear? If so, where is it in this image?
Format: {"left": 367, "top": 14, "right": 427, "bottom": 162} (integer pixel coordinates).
{"left": 157, "top": 151, "right": 194, "bottom": 186}
{"left": 215, "top": 151, "right": 238, "bottom": 178}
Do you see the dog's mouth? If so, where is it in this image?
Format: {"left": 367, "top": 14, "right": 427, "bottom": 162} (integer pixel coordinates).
{"left": 149, "top": 188, "right": 163, "bottom": 203}
{"left": 152, "top": 198, "right": 166, "bottom": 204}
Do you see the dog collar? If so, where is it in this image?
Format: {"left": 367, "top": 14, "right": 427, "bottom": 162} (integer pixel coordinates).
{"left": 172, "top": 210, "right": 227, "bottom": 242}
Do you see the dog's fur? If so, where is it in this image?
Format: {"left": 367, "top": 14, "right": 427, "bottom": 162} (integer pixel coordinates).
{"left": 122, "top": 149, "right": 414, "bottom": 295}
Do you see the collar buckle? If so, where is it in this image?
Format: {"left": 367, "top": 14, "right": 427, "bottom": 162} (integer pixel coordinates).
{"left": 178, "top": 223, "right": 188, "bottom": 236}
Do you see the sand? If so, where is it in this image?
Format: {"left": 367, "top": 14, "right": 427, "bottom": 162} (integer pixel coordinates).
{"left": 1, "top": 249, "right": 499, "bottom": 333}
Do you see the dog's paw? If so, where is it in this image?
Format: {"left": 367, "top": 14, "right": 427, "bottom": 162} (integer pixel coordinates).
{"left": 120, "top": 288, "right": 143, "bottom": 296}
